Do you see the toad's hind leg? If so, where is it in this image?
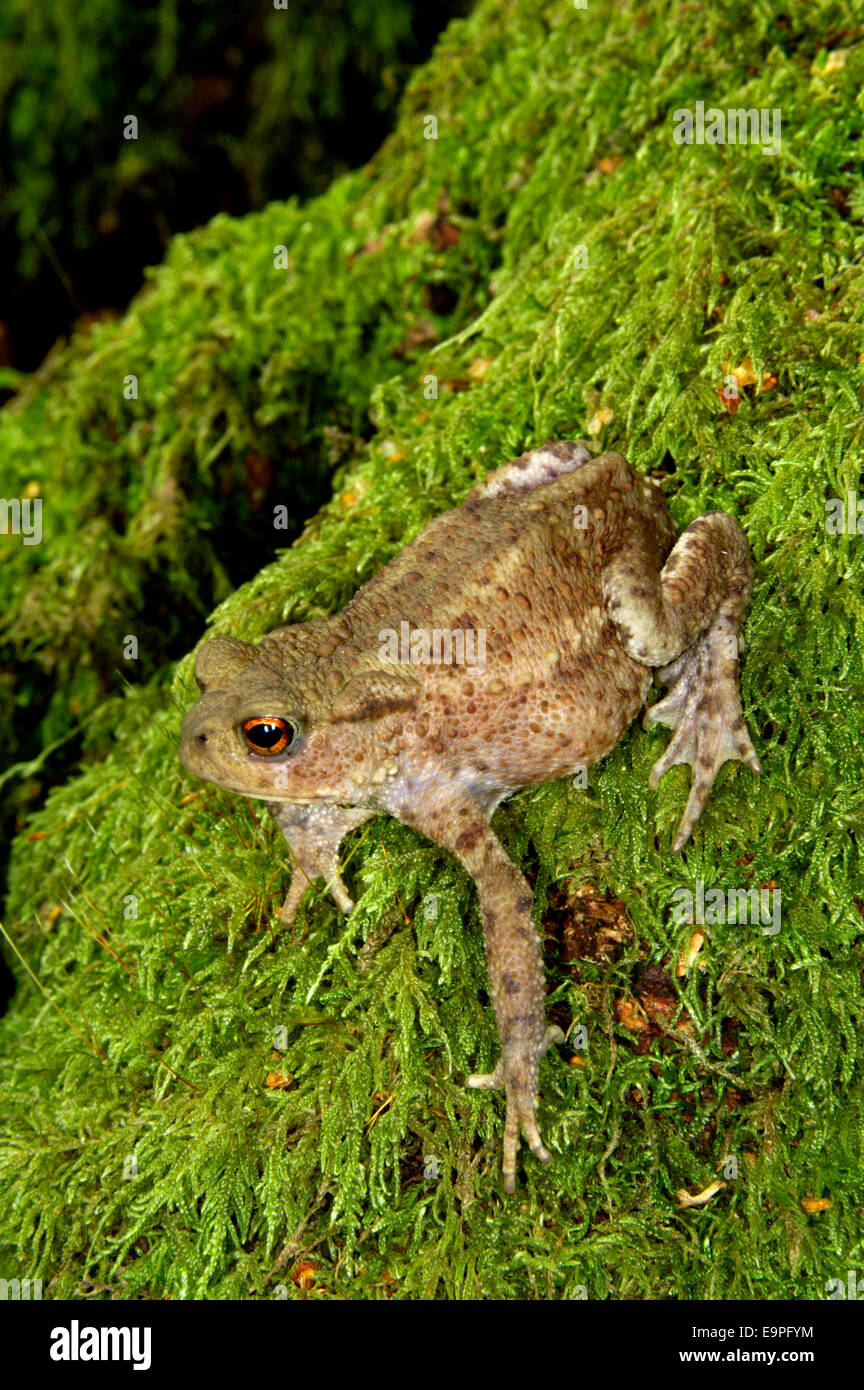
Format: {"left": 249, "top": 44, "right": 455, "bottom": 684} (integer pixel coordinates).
{"left": 395, "top": 792, "right": 563, "bottom": 1193}
{"left": 602, "top": 510, "right": 761, "bottom": 850}
{"left": 465, "top": 439, "right": 593, "bottom": 502}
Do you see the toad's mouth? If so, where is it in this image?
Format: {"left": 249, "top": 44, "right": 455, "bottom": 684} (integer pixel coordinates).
{"left": 179, "top": 745, "right": 363, "bottom": 807}
{"left": 228, "top": 785, "right": 357, "bottom": 806}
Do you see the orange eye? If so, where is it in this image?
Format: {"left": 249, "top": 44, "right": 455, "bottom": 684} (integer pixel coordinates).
{"left": 242, "top": 717, "right": 297, "bottom": 756}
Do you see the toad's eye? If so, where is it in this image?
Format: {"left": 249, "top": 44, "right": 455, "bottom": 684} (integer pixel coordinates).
{"left": 242, "top": 717, "right": 298, "bottom": 756}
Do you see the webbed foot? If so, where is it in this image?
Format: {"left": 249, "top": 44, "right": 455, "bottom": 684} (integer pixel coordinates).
{"left": 645, "top": 617, "right": 761, "bottom": 851}
{"left": 467, "top": 1024, "right": 564, "bottom": 1192}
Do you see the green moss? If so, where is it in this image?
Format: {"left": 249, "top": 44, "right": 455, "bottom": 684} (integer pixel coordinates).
{"left": 1, "top": 0, "right": 863, "bottom": 1299}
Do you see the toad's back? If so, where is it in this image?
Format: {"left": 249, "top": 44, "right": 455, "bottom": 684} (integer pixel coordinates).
{"left": 322, "top": 446, "right": 679, "bottom": 788}
{"left": 336, "top": 449, "right": 673, "bottom": 646}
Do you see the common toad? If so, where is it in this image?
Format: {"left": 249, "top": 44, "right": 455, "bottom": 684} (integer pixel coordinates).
{"left": 180, "top": 442, "right": 760, "bottom": 1190}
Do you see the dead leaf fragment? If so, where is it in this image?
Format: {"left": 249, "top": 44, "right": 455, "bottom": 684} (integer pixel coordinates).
{"left": 265, "top": 1071, "right": 293, "bottom": 1090}
{"left": 676, "top": 930, "right": 706, "bottom": 978}
{"left": 392, "top": 317, "right": 439, "bottom": 358}
{"left": 410, "top": 207, "right": 461, "bottom": 249}
{"left": 468, "top": 357, "right": 493, "bottom": 380}
{"left": 616, "top": 996, "right": 650, "bottom": 1032}
{"left": 725, "top": 356, "right": 759, "bottom": 388}
{"left": 292, "top": 1260, "right": 319, "bottom": 1291}
{"left": 722, "top": 355, "right": 777, "bottom": 392}
{"left": 821, "top": 49, "right": 847, "bottom": 74}
{"left": 801, "top": 1196, "right": 832, "bottom": 1214}
{"left": 411, "top": 210, "right": 437, "bottom": 241}
{"left": 677, "top": 1179, "right": 727, "bottom": 1208}
{"left": 587, "top": 407, "right": 614, "bottom": 435}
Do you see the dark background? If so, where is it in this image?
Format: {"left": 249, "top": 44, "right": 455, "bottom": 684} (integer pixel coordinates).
{"left": 0, "top": 0, "right": 469, "bottom": 375}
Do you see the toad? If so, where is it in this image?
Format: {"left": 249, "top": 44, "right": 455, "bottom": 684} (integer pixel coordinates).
{"left": 180, "top": 442, "right": 760, "bottom": 1191}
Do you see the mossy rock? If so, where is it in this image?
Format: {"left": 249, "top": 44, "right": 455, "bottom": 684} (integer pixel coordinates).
{"left": 1, "top": 0, "right": 863, "bottom": 1299}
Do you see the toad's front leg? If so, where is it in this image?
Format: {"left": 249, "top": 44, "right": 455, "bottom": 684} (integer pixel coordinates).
{"left": 397, "top": 793, "right": 562, "bottom": 1192}
{"left": 267, "top": 801, "right": 375, "bottom": 923}
{"left": 602, "top": 509, "right": 760, "bottom": 849}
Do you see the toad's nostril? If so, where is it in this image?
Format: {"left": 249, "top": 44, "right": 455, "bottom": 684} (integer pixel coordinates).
{"left": 197, "top": 732, "right": 209, "bottom": 744}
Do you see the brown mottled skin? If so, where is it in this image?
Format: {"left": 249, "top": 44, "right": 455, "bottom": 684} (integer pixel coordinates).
{"left": 180, "top": 442, "right": 760, "bottom": 1191}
